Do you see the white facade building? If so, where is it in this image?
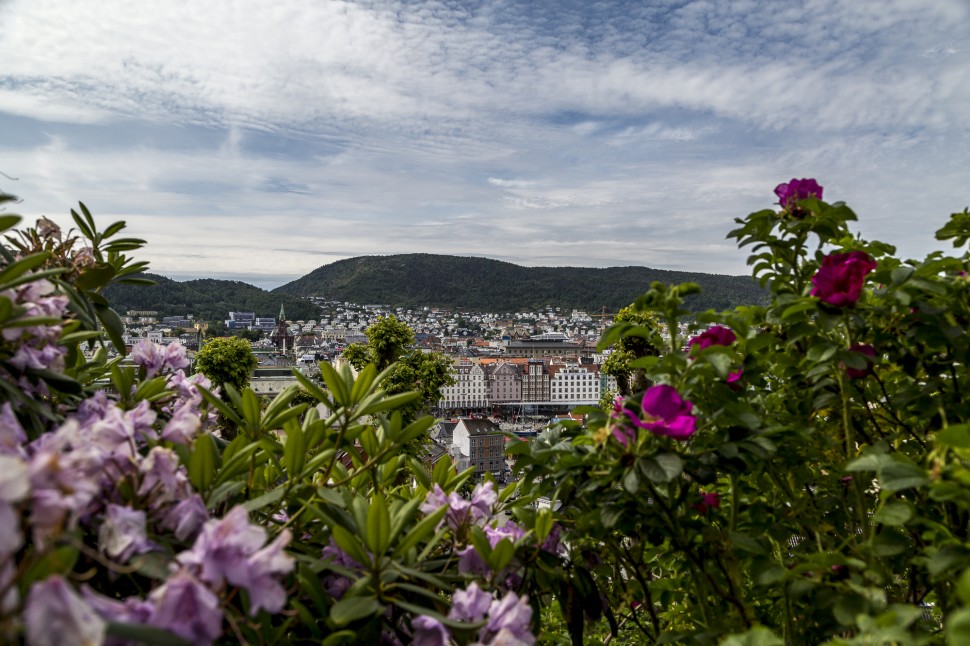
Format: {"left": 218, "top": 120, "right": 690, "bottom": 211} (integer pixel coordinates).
{"left": 549, "top": 364, "right": 601, "bottom": 403}
{"left": 439, "top": 361, "right": 489, "bottom": 409}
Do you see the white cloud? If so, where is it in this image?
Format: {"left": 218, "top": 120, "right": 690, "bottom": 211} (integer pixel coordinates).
{"left": 1, "top": 0, "right": 968, "bottom": 287}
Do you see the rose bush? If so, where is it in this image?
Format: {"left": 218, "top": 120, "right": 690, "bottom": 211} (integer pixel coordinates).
{"left": 513, "top": 182, "right": 970, "bottom": 644}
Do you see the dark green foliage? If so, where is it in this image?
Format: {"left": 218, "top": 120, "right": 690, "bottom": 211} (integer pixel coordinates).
{"left": 600, "top": 305, "right": 664, "bottom": 396}
{"left": 272, "top": 254, "right": 767, "bottom": 313}
{"left": 103, "top": 273, "right": 319, "bottom": 322}
{"left": 345, "top": 315, "right": 455, "bottom": 423}
{"left": 194, "top": 336, "right": 257, "bottom": 392}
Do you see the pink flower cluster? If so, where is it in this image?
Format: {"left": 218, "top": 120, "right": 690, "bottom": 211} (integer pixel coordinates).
{"left": 613, "top": 385, "right": 697, "bottom": 444}
{"left": 1, "top": 279, "right": 69, "bottom": 396}
{"left": 774, "top": 178, "right": 823, "bottom": 209}
{"left": 413, "top": 582, "right": 534, "bottom": 646}
{"left": 420, "top": 481, "right": 498, "bottom": 531}
{"left": 811, "top": 251, "right": 877, "bottom": 307}
{"left": 1, "top": 338, "right": 292, "bottom": 645}
{"left": 688, "top": 325, "right": 743, "bottom": 385}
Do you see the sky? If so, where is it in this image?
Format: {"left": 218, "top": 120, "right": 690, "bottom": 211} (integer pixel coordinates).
{"left": 1, "top": 0, "right": 968, "bottom": 289}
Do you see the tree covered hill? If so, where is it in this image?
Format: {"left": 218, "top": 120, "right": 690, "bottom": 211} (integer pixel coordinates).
{"left": 102, "top": 274, "right": 321, "bottom": 323}
{"left": 273, "top": 253, "right": 767, "bottom": 313}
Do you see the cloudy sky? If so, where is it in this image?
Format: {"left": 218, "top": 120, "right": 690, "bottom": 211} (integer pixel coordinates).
{"left": 1, "top": 0, "right": 968, "bottom": 288}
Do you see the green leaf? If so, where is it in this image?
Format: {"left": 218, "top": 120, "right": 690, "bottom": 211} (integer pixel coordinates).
{"left": 704, "top": 351, "right": 734, "bottom": 378}
{"left": 241, "top": 487, "right": 285, "bottom": 513}
{"left": 489, "top": 538, "right": 515, "bottom": 572}
{"left": 0, "top": 214, "right": 21, "bottom": 233}
{"left": 718, "top": 626, "right": 783, "bottom": 646}
{"left": 94, "top": 304, "right": 127, "bottom": 355}
{"left": 331, "top": 524, "right": 371, "bottom": 567}
{"left": 957, "top": 568, "right": 970, "bottom": 605}
{"left": 320, "top": 361, "right": 351, "bottom": 407}
{"left": 283, "top": 420, "right": 307, "bottom": 479}
{"left": 622, "top": 468, "right": 639, "bottom": 493}
{"left": 0, "top": 251, "right": 52, "bottom": 285}
{"left": 359, "top": 391, "right": 422, "bottom": 416}
{"left": 948, "top": 608, "right": 970, "bottom": 646}
{"left": 365, "top": 494, "right": 391, "bottom": 555}
{"left": 395, "top": 506, "right": 446, "bottom": 556}
{"left": 870, "top": 528, "right": 911, "bottom": 557}
{"left": 873, "top": 502, "right": 914, "bottom": 526}
{"left": 188, "top": 434, "right": 220, "bottom": 492}
{"left": 729, "top": 532, "right": 768, "bottom": 556}
{"left": 639, "top": 453, "right": 684, "bottom": 483}
{"left": 409, "top": 458, "right": 432, "bottom": 490}
{"left": 878, "top": 460, "right": 928, "bottom": 493}
{"left": 936, "top": 425, "right": 970, "bottom": 449}
{"left": 535, "top": 508, "right": 553, "bottom": 541}
{"left": 330, "top": 596, "right": 381, "bottom": 626}
{"left": 106, "top": 623, "right": 191, "bottom": 646}
{"left": 431, "top": 454, "right": 454, "bottom": 485}
{"left": 21, "top": 546, "right": 79, "bottom": 587}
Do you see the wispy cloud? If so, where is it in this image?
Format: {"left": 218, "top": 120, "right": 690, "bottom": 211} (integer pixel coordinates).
{"left": 1, "top": 0, "right": 968, "bottom": 287}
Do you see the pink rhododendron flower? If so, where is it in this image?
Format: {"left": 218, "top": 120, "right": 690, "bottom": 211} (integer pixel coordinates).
{"left": 774, "top": 178, "right": 823, "bottom": 209}
{"left": 451, "top": 582, "right": 493, "bottom": 623}
{"left": 483, "top": 591, "right": 535, "bottom": 645}
{"left": 688, "top": 325, "right": 736, "bottom": 351}
{"left": 413, "top": 615, "right": 450, "bottom": 646}
{"left": 615, "top": 385, "right": 697, "bottom": 443}
{"left": 82, "top": 585, "right": 155, "bottom": 625}
{"left": 161, "top": 401, "right": 202, "bottom": 445}
{"left": 0, "top": 402, "right": 27, "bottom": 456}
{"left": 24, "top": 576, "right": 106, "bottom": 646}
{"left": 810, "top": 251, "right": 877, "bottom": 307}
{"left": 160, "top": 494, "right": 209, "bottom": 543}
{"left": 148, "top": 570, "right": 223, "bottom": 645}
{"left": 421, "top": 481, "right": 497, "bottom": 531}
{"left": 178, "top": 505, "right": 294, "bottom": 616}
{"left": 843, "top": 343, "right": 877, "bottom": 379}
{"left": 130, "top": 340, "right": 190, "bottom": 379}
{"left": 99, "top": 504, "right": 154, "bottom": 562}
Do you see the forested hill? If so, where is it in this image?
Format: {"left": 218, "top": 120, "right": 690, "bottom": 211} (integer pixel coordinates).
{"left": 102, "top": 274, "right": 321, "bottom": 322}
{"left": 273, "top": 254, "right": 767, "bottom": 313}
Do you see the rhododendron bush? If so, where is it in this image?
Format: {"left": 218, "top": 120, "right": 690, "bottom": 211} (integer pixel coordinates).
{"left": 4, "top": 181, "right": 970, "bottom": 645}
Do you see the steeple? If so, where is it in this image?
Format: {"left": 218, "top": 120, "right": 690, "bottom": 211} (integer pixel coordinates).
{"left": 278, "top": 303, "right": 286, "bottom": 323}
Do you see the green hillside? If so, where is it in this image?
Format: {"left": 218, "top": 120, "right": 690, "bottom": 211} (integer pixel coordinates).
{"left": 273, "top": 254, "right": 767, "bottom": 313}
{"left": 103, "top": 274, "right": 321, "bottom": 323}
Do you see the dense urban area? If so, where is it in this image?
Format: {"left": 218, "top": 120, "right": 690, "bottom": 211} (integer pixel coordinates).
{"left": 120, "top": 295, "right": 690, "bottom": 482}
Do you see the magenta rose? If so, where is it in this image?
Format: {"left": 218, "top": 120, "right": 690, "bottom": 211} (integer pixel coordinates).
{"left": 843, "top": 344, "right": 877, "bottom": 379}
{"left": 774, "top": 178, "right": 823, "bottom": 209}
{"left": 688, "top": 325, "right": 736, "bottom": 351}
{"left": 614, "top": 385, "right": 697, "bottom": 443}
{"left": 810, "top": 251, "right": 877, "bottom": 307}
{"left": 692, "top": 491, "right": 721, "bottom": 515}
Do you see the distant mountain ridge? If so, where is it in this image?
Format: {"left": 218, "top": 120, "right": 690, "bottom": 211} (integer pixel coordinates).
{"left": 102, "top": 274, "right": 321, "bottom": 323}
{"left": 273, "top": 253, "right": 767, "bottom": 313}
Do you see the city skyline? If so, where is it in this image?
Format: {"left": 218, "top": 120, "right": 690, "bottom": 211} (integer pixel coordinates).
{"left": 2, "top": 0, "right": 968, "bottom": 289}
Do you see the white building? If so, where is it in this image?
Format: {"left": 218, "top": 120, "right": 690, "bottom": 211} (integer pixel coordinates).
{"left": 549, "top": 363, "right": 601, "bottom": 404}
{"left": 439, "top": 361, "right": 489, "bottom": 409}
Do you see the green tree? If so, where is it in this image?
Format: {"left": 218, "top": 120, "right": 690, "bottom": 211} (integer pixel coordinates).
{"left": 366, "top": 315, "right": 416, "bottom": 370}
{"left": 195, "top": 336, "right": 257, "bottom": 393}
{"left": 342, "top": 315, "right": 454, "bottom": 422}
{"left": 600, "top": 304, "right": 663, "bottom": 396}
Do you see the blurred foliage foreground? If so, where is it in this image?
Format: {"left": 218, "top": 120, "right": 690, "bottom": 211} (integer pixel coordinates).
{"left": 3, "top": 180, "right": 970, "bottom": 645}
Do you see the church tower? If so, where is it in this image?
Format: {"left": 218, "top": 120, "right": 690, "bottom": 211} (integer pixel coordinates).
{"left": 270, "top": 303, "right": 290, "bottom": 353}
